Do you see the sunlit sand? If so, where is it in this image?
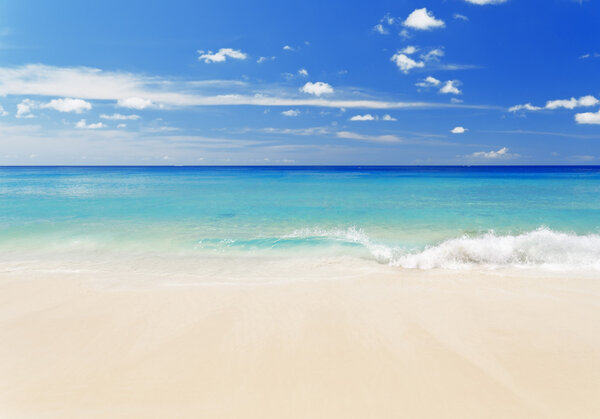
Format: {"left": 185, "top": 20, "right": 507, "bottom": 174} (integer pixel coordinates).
{"left": 2, "top": 262, "right": 599, "bottom": 418}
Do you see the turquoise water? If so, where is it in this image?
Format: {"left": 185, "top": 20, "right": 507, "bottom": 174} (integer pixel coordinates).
{"left": 1, "top": 166, "right": 600, "bottom": 270}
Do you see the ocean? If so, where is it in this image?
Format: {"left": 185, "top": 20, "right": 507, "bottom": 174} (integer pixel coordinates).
{"left": 1, "top": 166, "right": 599, "bottom": 278}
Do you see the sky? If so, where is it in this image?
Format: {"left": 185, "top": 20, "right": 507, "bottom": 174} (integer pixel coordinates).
{"left": 0, "top": 0, "right": 599, "bottom": 165}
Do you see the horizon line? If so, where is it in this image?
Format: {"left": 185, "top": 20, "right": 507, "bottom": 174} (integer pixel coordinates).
{"left": 1, "top": 164, "right": 599, "bottom": 168}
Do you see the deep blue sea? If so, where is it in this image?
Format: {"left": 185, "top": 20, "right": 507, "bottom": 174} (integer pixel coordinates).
{"left": 1, "top": 166, "right": 600, "bottom": 271}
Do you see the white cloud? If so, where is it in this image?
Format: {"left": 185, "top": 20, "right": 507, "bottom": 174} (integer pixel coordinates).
{"left": 391, "top": 48, "right": 443, "bottom": 74}
{"left": 575, "top": 109, "right": 600, "bottom": 124}
{"left": 100, "top": 113, "right": 141, "bottom": 120}
{"left": 427, "top": 76, "right": 441, "bottom": 85}
{"left": 117, "top": 97, "right": 154, "bottom": 109}
{"left": 259, "top": 126, "right": 332, "bottom": 136}
{"left": 391, "top": 52, "right": 424, "bottom": 73}
{"left": 281, "top": 109, "right": 300, "bottom": 117}
{"left": 0, "top": 64, "right": 490, "bottom": 111}
{"left": 198, "top": 48, "right": 247, "bottom": 63}
{"left": 403, "top": 8, "right": 445, "bottom": 30}
{"left": 283, "top": 45, "right": 294, "bottom": 51}
{"left": 298, "top": 68, "right": 308, "bottom": 77}
{"left": 41, "top": 98, "right": 91, "bottom": 113}
{"left": 546, "top": 98, "right": 578, "bottom": 110}
{"left": 454, "top": 13, "right": 469, "bottom": 21}
{"left": 349, "top": 114, "right": 376, "bottom": 121}
{"left": 75, "top": 119, "right": 106, "bottom": 129}
{"left": 451, "top": 98, "right": 464, "bottom": 104}
{"left": 373, "top": 14, "right": 396, "bottom": 34}
{"left": 451, "top": 126, "right": 467, "bottom": 134}
{"left": 0, "top": 105, "right": 7, "bottom": 117}
{"left": 572, "top": 155, "right": 595, "bottom": 162}
{"left": 16, "top": 99, "right": 35, "bottom": 118}
{"left": 546, "top": 95, "right": 599, "bottom": 109}
{"left": 117, "top": 123, "right": 127, "bottom": 128}
{"left": 348, "top": 113, "right": 396, "bottom": 121}
{"left": 579, "top": 96, "right": 600, "bottom": 106}
{"left": 373, "top": 24, "right": 388, "bottom": 34}
{"left": 440, "top": 80, "right": 462, "bottom": 95}
{"left": 470, "top": 147, "right": 513, "bottom": 159}
{"left": 421, "top": 48, "right": 444, "bottom": 61}
{"left": 300, "top": 81, "right": 334, "bottom": 96}
{"left": 508, "top": 103, "right": 542, "bottom": 112}
{"left": 509, "top": 95, "right": 599, "bottom": 112}
{"left": 401, "top": 46, "right": 418, "bottom": 55}
{"left": 256, "top": 56, "right": 275, "bottom": 63}
{"left": 337, "top": 131, "right": 403, "bottom": 143}
{"left": 15, "top": 97, "right": 92, "bottom": 117}
{"left": 416, "top": 76, "right": 441, "bottom": 87}
{"left": 464, "top": 0, "right": 508, "bottom": 4}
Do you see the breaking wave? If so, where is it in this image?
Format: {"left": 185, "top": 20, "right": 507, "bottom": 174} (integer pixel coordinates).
{"left": 282, "top": 227, "right": 600, "bottom": 270}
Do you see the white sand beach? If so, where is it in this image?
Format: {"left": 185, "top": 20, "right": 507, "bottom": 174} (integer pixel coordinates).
{"left": 1, "top": 262, "right": 599, "bottom": 418}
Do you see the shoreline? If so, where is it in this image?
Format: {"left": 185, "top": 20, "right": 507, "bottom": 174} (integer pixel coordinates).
{"left": 1, "top": 267, "right": 599, "bottom": 418}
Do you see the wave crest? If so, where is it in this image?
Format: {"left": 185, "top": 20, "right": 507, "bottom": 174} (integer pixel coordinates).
{"left": 286, "top": 227, "right": 600, "bottom": 270}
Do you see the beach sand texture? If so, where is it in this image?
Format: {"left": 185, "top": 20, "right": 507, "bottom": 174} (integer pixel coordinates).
{"left": 1, "top": 266, "right": 599, "bottom": 418}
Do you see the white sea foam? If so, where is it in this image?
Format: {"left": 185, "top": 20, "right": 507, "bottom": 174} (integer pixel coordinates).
{"left": 3, "top": 226, "right": 600, "bottom": 273}
{"left": 285, "top": 226, "right": 600, "bottom": 270}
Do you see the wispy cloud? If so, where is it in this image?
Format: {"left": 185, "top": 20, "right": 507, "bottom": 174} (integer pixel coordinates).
{"left": 580, "top": 52, "right": 600, "bottom": 59}
{"left": 416, "top": 76, "right": 441, "bottom": 88}
{"left": 484, "top": 129, "right": 600, "bottom": 139}
{"left": 256, "top": 56, "right": 275, "bottom": 63}
{"left": 100, "top": 113, "right": 141, "bottom": 120}
{"left": 468, "top": 146, "right": 517, "bottom": 159}
{"left": 75, "top": 119, "right": 106, "bottom": 129}
{"left": 0, "top": 65, "right": 491, "bottom": 111}
{"left": 281, "top": 109, "right": 300, "bottom": 117}
{"left": 337, "top": 131, "right": 403, "bottom": 143}
{"left": 464, "top": 0, "right": 508, "bottom": 5}
{"left": 508, "top": 103, "right": 542, "bottom": 112}
{"left": 197, "top": 48, "right": 247, "bottom": 63}
{"left": 373, "top": 13, "right": 396, "bottom": 34}
{"left": 509, "top": 95, "right": 599, "bottom": 112}
{"left": 349, "top": 113, "right": 397, "bottom": 121}
{"left": 337, "top": 130, "right": 458, "bottom": 146}
{"left": 257, "top": 126, "right": 332, "bottom": 136}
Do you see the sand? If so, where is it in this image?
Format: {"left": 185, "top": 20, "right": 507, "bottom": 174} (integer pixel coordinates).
{"left": 1, "top": 264, "right": 599, "bottom": 418}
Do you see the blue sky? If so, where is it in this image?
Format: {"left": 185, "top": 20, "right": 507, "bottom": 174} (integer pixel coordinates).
{"left": 0, "top": 0, "right": 599, "bottom": 165}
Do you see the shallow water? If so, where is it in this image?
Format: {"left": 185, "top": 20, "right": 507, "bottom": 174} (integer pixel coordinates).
{"left": 1, "top": 166, "right": 599, "bottom": 273}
